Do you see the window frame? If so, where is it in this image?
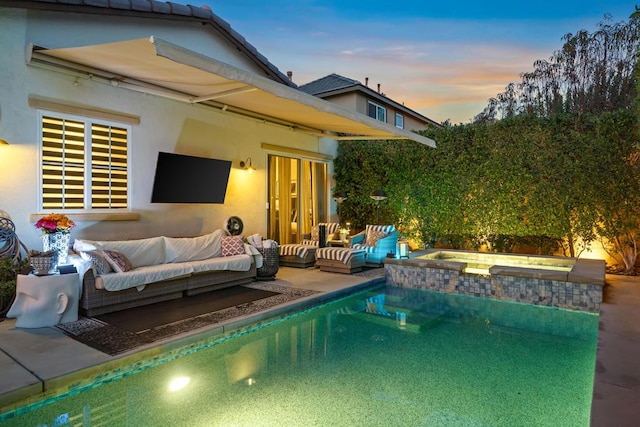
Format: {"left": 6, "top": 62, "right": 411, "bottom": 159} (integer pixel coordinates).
{"left": 395, "top": 112, "right": 404, "bottom": 129}
{"left": 37, "top": 110, "right": 132, "bottom": 213}
{"left": 367, "top": 101, "right": 387, "bottom": 123}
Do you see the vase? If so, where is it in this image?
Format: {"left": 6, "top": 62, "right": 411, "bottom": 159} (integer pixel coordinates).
{"left": 43, "top": 232, "right": 71, "bottom": 267}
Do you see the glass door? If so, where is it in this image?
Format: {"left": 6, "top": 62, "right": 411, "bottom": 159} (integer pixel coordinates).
{"left": 267, "top": 154, "right": 328, "bottom": 244}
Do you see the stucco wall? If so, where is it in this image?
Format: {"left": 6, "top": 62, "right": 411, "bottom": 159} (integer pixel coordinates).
{"left": 325, "top": 92, "right": 430, "bottom": 131}
{"left": 0, "top": 8, "right": 337, "bottom": 252}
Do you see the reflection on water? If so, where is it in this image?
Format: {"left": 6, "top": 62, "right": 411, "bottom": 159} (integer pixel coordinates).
{"left": 2, "top": 285, "right": 598, "bottom": 426}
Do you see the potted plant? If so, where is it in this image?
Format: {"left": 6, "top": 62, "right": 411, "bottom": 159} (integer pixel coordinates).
{"left": 0, "top": 257, "right": 30, "bottom": 319}
{"left": 35, "top": 213, "right": 75, "bottom": 266}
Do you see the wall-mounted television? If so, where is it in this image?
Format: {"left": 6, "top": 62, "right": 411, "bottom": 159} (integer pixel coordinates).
{"left": 151, "top": 152, "right": 232, "bottom": 204}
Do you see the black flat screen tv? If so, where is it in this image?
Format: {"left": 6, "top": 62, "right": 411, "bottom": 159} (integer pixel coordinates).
{"left": 151, "top": 152, "right": 232, "bottom": 203}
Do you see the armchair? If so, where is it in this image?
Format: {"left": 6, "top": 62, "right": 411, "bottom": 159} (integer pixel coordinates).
{"left": 350, "top": 224, "right": 398, "bottom": 266}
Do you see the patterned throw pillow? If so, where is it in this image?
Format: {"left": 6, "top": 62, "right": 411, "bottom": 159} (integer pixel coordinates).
{"left": 102, "top": 249, "right": 133, "bottom": 273}
{"left": 80, "top": 250, "right": 113, "bottom": 275}
{"left": 365, "top": 229, "right": 387, "bottom": 247}
{"left": 311, "top": 226, "right": 320, "bottom": 242}
{"left": 221, "top": 235, "right": 245, "bottom": 257}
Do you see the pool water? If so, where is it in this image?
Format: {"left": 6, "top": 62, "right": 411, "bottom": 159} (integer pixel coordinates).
{"left": 2, "top": 285, "right": 598, "bottom": 426}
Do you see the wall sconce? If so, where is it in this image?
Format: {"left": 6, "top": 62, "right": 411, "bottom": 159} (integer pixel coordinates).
{"left": 370, "top": 189, "right": 387, "bottom": 224}
{"left": 239, "top": 157, "right": 256, "bottom": 173}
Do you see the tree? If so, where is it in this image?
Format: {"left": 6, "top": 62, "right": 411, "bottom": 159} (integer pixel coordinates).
{"left": 476, "top": 14, "right": 640, "bottom": 122}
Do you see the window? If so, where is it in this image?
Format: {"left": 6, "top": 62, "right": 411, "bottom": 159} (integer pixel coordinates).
{"left": 367, "top": 101, "right": 386, "bottom": 123}
{"left": 395, "top": 113, "right": 404, "bottom": 129}
{"left": 40, "top": 112, "right": 129, "bottom": 211}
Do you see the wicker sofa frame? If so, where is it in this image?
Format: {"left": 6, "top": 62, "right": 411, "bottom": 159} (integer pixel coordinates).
{"left": 80, "top": 265, "right": 256, "bottom": 317}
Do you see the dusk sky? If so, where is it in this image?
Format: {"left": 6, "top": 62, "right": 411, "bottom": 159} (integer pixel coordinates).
{"left": 191, "top": 1, "right": 636, "bottom": 124}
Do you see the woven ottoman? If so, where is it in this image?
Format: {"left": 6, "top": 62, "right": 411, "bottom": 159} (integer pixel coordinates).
{"left": 279, "top": 244, "right": 317, "bottom": 268}
{"left": 316, "top": 247, "right": 365, "bottom": 274}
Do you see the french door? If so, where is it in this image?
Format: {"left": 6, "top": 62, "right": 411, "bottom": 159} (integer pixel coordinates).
{"left": 267, "top": 154, "right": 328, "bottom": 244}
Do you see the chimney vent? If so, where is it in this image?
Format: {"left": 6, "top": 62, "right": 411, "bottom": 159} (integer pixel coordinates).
{"left": 377, "top": 83, "right": 381, "bottom": 93}
{"left": 365, "top": 77, "right": 369, "bottom": 87}
{"left": 286, "top": 71, "right": 293, "bottom": 81}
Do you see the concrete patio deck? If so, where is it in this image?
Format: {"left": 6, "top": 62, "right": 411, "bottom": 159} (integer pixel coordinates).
{"left": 0, "top": 267, "right": 638, "bottom": 425}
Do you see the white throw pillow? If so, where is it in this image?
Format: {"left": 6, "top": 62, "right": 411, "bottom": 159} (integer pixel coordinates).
{"left": 73, "top": 238, "right": 99, "bottom": 252}
{"left": 163, "top": 229, "right": 224, "bottom": 263}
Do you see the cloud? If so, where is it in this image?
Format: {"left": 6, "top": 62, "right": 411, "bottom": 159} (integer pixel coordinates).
{"left": 206, "top": 2, "right": 630, "bottom": 123}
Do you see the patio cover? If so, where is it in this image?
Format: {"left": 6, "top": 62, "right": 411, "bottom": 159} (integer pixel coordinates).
{"left": 28, "top": 37, "right": 436, "bottom": 147}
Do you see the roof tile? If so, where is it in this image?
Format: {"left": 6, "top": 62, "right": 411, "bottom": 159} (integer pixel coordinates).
{"left": 84, "top": 0, "right": 110, "bottom": 8}
{"left": 190, "top": 5, "right": 213, "bottom": 19}
{"left": 166, "top": 1, "right": 191, "bottom": 16}
{"left": 299, "top": 74, "right": 359, "bottom": 95}
{"left": 131, "top": 0, "right": 153, "bottom": 12}
{"left": 107, "top": 0, "right": 132, "bottom": 10}
{"left": 150, "top": 1, "right": 171, "bottom": 13}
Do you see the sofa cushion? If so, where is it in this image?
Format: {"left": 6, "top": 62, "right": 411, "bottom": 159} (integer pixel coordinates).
{"left": 79, "top": 250, "right": 113, "bottom": 275}
{"left": 187, "top": 253, "right": 252, "bottom": 274}
{"left": 221, "top": 235, "right": 245, "bottom": 257}
{"left": 74, "top": 237, "right": 166, "bottom": 268}
{"left": 95, "top": 262, "right": 194, "bottom": 291}
{"left": 163, "top": 229, "right": 224, "bottom": 263}
{"left": 103, "top": 249, "right": 133, "bottom": 273}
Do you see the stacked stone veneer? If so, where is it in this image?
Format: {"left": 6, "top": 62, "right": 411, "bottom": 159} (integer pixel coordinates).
{"left": 384, "top": 257, "right": 605, "bottom": 313}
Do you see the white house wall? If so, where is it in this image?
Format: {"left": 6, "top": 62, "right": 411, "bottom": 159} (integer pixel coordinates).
{"left": 24, "top": 8, "right": 266, "bottom": 75}
{"left": 0, "top": 8, "right": 338, "bottom": 252}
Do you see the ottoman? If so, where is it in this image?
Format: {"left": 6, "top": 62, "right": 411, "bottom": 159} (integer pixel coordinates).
{"left": 316, "top": 247, "right": 365, "bottom": 274}
{"left": 279, "top": 244, "right": 318, "bottom": 268}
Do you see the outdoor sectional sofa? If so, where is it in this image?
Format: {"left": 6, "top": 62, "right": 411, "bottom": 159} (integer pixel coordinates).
{"left": 70, "top": 229, "right": 260, "bottom": 316}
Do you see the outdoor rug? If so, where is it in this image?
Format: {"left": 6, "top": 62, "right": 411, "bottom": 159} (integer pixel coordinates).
{"left": 56, "top": 283, "right": 317, "bottom": 356}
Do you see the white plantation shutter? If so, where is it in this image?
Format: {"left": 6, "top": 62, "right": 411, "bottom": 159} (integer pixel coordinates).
{"left": 41, "top": 116, "right": 86, "bottom": 209}
{"left": 90, "top": 124, "right": 128, "bottom": 209}
{"left": 40, "top": 113, "right": 129, "bottom": 211}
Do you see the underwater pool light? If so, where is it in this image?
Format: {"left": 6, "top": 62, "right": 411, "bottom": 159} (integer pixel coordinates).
{"left": 168, "top": 376, "right": 191, "bottom": 392}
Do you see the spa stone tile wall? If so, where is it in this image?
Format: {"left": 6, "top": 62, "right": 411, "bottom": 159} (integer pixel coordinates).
{"left": 384, "top": 262, "right": 603, "bottom": 313}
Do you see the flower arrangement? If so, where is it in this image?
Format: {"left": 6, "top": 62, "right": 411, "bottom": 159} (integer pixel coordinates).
{"left": 35, "top": 213, "right": 76, "bottom": 234}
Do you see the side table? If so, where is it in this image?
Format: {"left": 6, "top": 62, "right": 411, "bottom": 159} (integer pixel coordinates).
{"left": 7, "top": 273, "right": 80, "bottom": 328}
{"left": 256, "top": 247, "right": 279, "bottom": 281}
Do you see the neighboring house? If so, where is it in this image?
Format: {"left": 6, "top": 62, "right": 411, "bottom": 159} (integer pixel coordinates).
{"left": 0, "top": 1, "right": 435, "bottom": 251}
{"left": 299, "top": 74, "right": 441, "bottom": 131}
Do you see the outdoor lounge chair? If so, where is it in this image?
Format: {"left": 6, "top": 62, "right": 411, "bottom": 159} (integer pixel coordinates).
{"left": 279, "top": 223, "right": 340, "bottom": 268}
{"left": 350, "top": 224, "right": 398, "bottom": 266}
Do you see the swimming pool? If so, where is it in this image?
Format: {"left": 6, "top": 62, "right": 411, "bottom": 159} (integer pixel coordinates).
{"left": 1, "top": 284, "right": 598, "bottom": 426}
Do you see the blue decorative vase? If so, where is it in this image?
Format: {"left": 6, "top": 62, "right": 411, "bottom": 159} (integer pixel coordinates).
{"left": 43, "top": 232, "right": 71, "bottom": 267}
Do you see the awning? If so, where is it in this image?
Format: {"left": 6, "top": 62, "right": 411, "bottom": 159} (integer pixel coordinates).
{"left": 27, "top": 37, "right": 435, "bottom": 147}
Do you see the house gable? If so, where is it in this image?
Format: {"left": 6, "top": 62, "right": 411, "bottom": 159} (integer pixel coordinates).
{"left": 300, "top": 73, "right": 441, "bottom": 130}
{"left": 5, "top": 0, "right": 294, "bottom": 86}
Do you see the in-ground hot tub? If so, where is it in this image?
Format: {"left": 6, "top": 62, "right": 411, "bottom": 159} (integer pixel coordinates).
{"left": 384, "top": 249, "right": 605, "bottom": 312}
